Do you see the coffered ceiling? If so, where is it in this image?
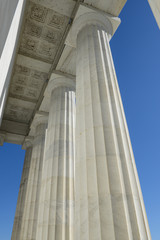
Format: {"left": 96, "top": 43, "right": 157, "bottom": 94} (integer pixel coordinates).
{"left": 19, "top": 1, "right": 70, "bottom": 63}
{"left": 0, "top": 0, "right": 127, "bottom": 144}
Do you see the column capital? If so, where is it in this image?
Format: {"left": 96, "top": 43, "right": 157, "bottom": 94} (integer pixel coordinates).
{"left": 66, "top": 5, "right": 120, "bottom": 48}
{"left": 22, "top": 136, "right": 34, "bottom": 150}
{"left": 0, "top": 132, "right": 5, "bottom": 146}
{"left": 44, "top": 73, "right": 75, "bottom": 99}
{"left": 29, "top": 112, "right": 49, "bottom": 137}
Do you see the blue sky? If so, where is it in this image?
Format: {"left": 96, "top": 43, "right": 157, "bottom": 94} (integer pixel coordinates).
{"left": 0, "top": 0, "right": 160, "bottom": 239}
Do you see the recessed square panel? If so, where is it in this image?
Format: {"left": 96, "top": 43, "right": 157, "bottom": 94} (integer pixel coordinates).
{"left": 30, "top": 3, "right": 48, "bottom": 23}
{"left": 41, "top": 27, "right": 61, "bottom": 44}
{"left": 15, "top": 65, "right": 31, "bottom": 76}
{"left": 38, "top": 41, "right": 56, "bottom": 59}
{"left": 31, "top": 70, "right": 48, "bottom": 80}
{"left": 47, "top": 10, "right": 67, "bottom": 30}
{"left": 20, "top": 35, "right": 39, "bottom": 52}
{"left": 12, "top": 75, "right": 28, "bottom": 86}
{"left": 25, "top": 88, "right": 39, "bottom": 99}
{"left": 24, "top": 20, "right": 43, "bottom": 38}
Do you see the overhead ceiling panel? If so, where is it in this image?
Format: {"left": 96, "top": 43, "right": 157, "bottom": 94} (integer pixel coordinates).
{"left": 84, "top": 0, "right": 127, "bottom": 16}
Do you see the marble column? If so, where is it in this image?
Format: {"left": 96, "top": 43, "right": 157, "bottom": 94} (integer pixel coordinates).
{"left": 68, "top": 10, "right": 151, "bottom": 240}
{"left": 36, "top": 75, "right": 75, "bottom": 240}
{"left": 11, "top": 137, "right": 33, "bottom": 240}
{"left": 19, "top": 116, "right": 48, "bottom": 240}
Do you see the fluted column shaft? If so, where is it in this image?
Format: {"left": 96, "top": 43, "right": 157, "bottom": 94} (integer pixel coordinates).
{"left": 11, "top": 145, "right": 33, "bottom": 240}
{"left": 36, "top": 83, "right": 75, "bottom": 240}
{"left": 20, "top": 123, "right": 47, "bottom": 240}
{"left": 75, "top": 23, "right": 151, "bottom": 240}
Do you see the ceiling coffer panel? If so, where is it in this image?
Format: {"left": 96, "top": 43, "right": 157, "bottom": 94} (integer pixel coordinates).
{"left": 3, "top": 97, "right": 35, "bottom": 124}
{"left": 9, "top": 64, "right": 48, "bottom": 102}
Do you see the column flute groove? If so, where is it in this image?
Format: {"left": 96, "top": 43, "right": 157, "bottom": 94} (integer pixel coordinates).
{"left": 65, "top": 8, "right": 152, "bottom": 240}
{"left": 36, "top": 75, "right": 75, "bottom": 240}
{"left": 90, "top": 26, "right": 117, "bottom": 240}
{"left": 103, "top": 27, "right": 150, "bottom": 238}
{"left": 97, "top": 28, "right": 133, "bottom": 239}
{"left": 19, "top": 116, "right": 48, "bottom": 240}
{"left": 11, "top": 138, "right": 33, "bottom": 240}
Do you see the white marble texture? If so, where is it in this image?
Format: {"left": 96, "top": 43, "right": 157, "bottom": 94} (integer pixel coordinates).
{"left": 17, "top": 121, "right": 47, "bottom": 240}
{"left": 9, "top": 3, "right": 152, "bottom": 239}
{"left": 36, "top": 77, "right": 75, "bottom": 240}
{"left": 11, "top": 138, "right": 33, "bottom": 240}
{"left": 71, "top": 10, "right": 151, "bottom": 240}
